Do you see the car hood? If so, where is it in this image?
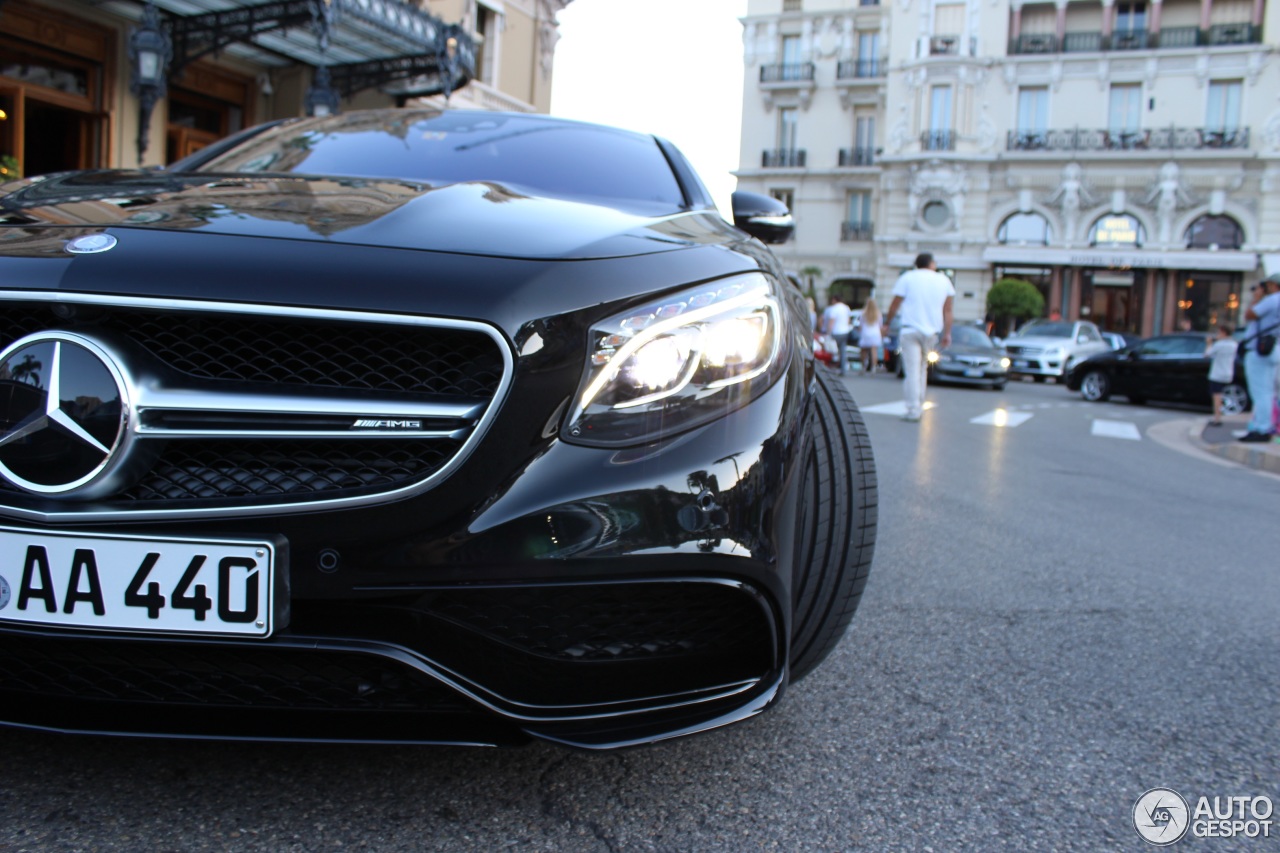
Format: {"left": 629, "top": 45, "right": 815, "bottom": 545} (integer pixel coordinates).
{"left": 941, "top": 343, "right": 1002, "bottom": 357}
{"left": 0, "top": 170, "right": 737, "bottom": 261}
{"left": 1005, "top": 335, "right": 1075, "bottom": 348}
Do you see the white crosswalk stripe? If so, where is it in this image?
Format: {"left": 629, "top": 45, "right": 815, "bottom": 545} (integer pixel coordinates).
{"left": 861, "top": 401, "right": 937, "bottom": 417}
{"left": 970, "top": 409, "right": 1035, "bottom": 427}
{"left": 1091, "top": 419, "right": 1142, "bottom": 440}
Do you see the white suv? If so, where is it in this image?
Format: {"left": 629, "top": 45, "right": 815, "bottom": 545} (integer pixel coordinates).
{"left": 1004, "top": 320, "right": 1112, "bottom": 381}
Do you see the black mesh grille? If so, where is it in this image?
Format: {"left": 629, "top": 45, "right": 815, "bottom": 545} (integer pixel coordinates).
{"left": 0, "top": 633, "right": 470, "bottom": 712}
{"left": 122, "top": 438, "right": 463, "bottom": 501}
{"left": 0, "top": 302, "right": 503, "bottom": 398}
{"left": 430, "top": 584, "right": 770, "bottom": 663}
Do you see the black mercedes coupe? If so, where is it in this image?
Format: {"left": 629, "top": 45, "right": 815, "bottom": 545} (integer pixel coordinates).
{"left": 0, "top": 110, "right": 876, "bottom": 749}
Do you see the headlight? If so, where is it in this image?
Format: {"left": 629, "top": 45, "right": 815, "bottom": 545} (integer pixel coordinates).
{"left": 563, "top": 274, "right": 785, "bottom": 446}
{"left": 999, "top": 357, "right": 1011, "bottom": 369}
{"left": 927, "top": 351, "right": 940, "bottom": 364}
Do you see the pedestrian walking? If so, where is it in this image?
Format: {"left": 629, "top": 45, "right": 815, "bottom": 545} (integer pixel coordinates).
{"left": 820, "top": 294, "right": 855, "bottom": 376}
{"left": 1239, "top": 274, "right": 1280, "bottom": 442}
{"left": 859, "top": 297, "right": 883, "bottom": 374}
{"left": 881, "top": 253, "right": 954, "bottom": 422}
{"left": 1205, "top": 324, "right": 1238, "bottom": 427}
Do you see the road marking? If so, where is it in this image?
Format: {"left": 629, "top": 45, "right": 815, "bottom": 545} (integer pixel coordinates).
{"left": 970, "top": 409, "right": 1034, "bottom": 427}
{"left": 1091, "top": 419, "right": 1142, "bottom": 440}
{"left": 861, "top": 400, "right": 936, "bottom": 417}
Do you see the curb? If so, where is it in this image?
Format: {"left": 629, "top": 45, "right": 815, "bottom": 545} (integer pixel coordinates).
{"left": 1184, "top": 420, "right": 1280, "bottom": 475}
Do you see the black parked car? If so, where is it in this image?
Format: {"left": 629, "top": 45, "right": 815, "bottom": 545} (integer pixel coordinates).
{"left": 0, "top": 110, "right": 876, "bottom": 749}
{"left": 1065, "top": 332, "right": 1250, "bottom": 414}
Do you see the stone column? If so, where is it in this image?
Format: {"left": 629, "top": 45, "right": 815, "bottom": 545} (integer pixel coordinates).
{"left": 1164, "top": 270, "right": 1180, "bottom": 333}
{"left": 1055, "top": 0, "right": 1068, "bottom": 43}
{"left": 1101, "top": 0, "right": 1117, "bottom": 45}
{"left": 1252, "top": 0, "right": 1264, "bottom": 27}
{"left": 1067, "top": 268, "right": 1081, "bottom": 319}
{"left": 1149, "top": 0, "right": 1164, "bottom": 45}
{"left": 1050, "top": 267, "right": 1063, "bottom": 316}
{"left": 1010, "top": 0, "right": 1024, "bottom": 43}
{"left": 1141, "top": 269, "right": 1156, "bottom": 337}
{"left": 1200, "top": 0, "right": 1213, "bottom": 32}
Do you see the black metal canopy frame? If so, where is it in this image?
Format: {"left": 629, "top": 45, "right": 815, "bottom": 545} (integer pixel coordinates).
{"left": 127, "top": 0, "right": 476, "bottom": 158}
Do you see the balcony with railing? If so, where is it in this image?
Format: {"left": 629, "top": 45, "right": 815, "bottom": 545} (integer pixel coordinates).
{"left": 1006, "top": 126, "right": 1250, "bottom": 153}
{"left": 762, "top": 149, "right": 807, "bottom": 168}
{"left": 1009, "top": 22, "right": 1260, "bottom": 54}
{"left": 930, "top": 35, "right": 961, "bottom": 55}
{"left": 759, "top": 63, "right": 816, "bottom": 83}
{"left": 921, "top": 130, "right": 956, "bottom": 152}
{"left": 837, "top": 58, "right": 885, "bottom": 79}
{"left": 841, "top": 222, "right": 874, "bottom": 242}
{"left": 838, "top": 147, "right": 876, "bottom": 167}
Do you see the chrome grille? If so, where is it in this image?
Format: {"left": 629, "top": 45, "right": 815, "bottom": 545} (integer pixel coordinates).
{"left": 0, "top": 294, "right": 511, "bottom": 520}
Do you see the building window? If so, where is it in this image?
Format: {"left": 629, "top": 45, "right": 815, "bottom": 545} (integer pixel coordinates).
{"left": 1017, "top": 87, "right": 1048, "bottom": 136}
{"left": 1108, "top": 84, "right": 1142, "bottom": 134}
{"left": 858, "top": 32, "right": 880, "bottom": 76}
{"left": 1185, "top": 215, "right": 1243, "bottom": 250}
{"left": 921, "top": 200, "right": 952, "bottom": 229}
{"left": 843, "top": 191, "right": 873, "bottom": 240}
{"left": 770, "top": 188, "right": 795, "bottom": 211}
{"left": 783, "top": 0, "right": 802, "bottom": 11}
{"left": 782, "top": 35, "right": 802, "bottom": 67}
{"left": 474, "top": 2, "right": 501, "bottom": 85}
{"left": 1116, "top": 2, "right": 1147, "bottom": 34}
{"left": 998, "top": 212, "right": 1053, "bottom": 246}
{"left": 1206, "top": 80, "right": 1242, "bottom": 133}
{"left": 1089, "top": 213, "right": 1145, "bottom": 248}
{"left": 778, "top": 107, "right": 798, "bottom": 151}
{"left": 932, "top": 3, "right": 965, "bottom": 53}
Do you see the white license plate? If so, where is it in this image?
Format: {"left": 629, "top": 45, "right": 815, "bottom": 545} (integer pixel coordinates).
{"left": 963, "top": 368, "right": 985, "bottom": 378}
{"left": 0, "top": 526, "right": 277, "bottom": 637}
{"left": 1014, "top": 359, "right": 1029, "bottom": 368}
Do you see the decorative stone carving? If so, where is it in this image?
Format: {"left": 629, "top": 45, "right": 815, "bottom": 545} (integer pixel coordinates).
{"left": 1264, "top": 111, "right": 1280, "bottom": 152}
{"left": 908, "top": 161, "right": 969, "bottom": 230}
{"left": 1044, "top": 162, "right": 1096, "bottom": 246}
{"left": 1142, "top": 161, "right": 1193, "bottom": 245}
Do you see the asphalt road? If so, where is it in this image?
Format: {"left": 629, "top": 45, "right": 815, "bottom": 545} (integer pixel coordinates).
{"left": 1, "top": 373, "right": 1277, "bottom": 852}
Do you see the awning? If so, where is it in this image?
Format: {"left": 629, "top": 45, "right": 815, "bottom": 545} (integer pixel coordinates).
{"left": 101, "top": 0, "right": 475, "bottom": 98}
{"left": 981, "top": 245, "right": 1259, "bottom": 273}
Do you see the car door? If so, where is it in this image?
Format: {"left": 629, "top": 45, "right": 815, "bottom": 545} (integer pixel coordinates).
{"left": 1118, "top": 336, "right": 1182, "bottom": 400}
{"left": 1163, "top": 335, "right": 1213, "bottom": 404}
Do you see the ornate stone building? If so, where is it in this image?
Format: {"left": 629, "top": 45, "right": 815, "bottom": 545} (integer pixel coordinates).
{"left": 0, "top": 0, "right": 571, "bottom": 177}
{"left": 736, "top": 0, "right": 1278, "bottom": 334}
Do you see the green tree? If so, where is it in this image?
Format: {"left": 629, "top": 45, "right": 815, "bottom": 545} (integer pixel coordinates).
{"left": 986, "top": 278, "right": 1044, "bottom": 336}
{"left": 799, "top": 265, "right": 823, "bottom": 299}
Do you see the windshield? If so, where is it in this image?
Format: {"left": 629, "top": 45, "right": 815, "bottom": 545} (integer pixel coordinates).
{"left": 187, "top": 110, "right": 687, "bottom": 210}
{"left": 1013, "top": 321, "right": 1073, "bottom": 339}
{"left": 950, "top": 325, "right": 995, "bottom": 348}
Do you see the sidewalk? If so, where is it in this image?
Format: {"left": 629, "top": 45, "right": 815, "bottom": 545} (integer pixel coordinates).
{"left": 1187, "top": 413, "right": 1280, "bottom": 475}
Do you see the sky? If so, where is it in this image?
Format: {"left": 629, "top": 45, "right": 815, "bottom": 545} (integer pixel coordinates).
{"left": 550, "top": 0, "right": 749, "bottom": 217}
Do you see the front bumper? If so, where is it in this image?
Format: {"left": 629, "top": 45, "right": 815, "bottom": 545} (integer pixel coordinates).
{"left": 0, "top": 376, "right": 805, "bottom": 749}
{"left": 1006, "top": 356, "right": 1065, "bottom": 378}
{"left": 932, "top": 363, "right": 1008, "bottom": 385}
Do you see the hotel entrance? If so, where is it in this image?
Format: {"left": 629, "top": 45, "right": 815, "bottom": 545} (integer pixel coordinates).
{"left": 1080, "top": 268, "right": 1143, "bottom": 333}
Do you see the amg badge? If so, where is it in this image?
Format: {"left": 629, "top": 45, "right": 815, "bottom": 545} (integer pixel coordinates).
{"left": 353, "top": 419, "right": 422, "bottom": 429}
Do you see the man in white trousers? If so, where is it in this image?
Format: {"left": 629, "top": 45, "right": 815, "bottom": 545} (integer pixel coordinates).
{"left": 882, "top": 253, "right": 954, "bottom": 422}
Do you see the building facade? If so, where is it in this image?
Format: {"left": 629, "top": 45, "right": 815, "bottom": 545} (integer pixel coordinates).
{"left": 0, "top": 0, "right": 570, "bottom": 179}
{"left": 737, "top": 0, "right": 1279, "bottom": 335}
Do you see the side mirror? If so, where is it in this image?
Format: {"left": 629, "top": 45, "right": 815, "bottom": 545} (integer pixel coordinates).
{"left": 731, "top": 191, "right": 794, "bottom": 244}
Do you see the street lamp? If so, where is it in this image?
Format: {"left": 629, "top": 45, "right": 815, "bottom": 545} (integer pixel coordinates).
{"left": 128, "top": 1, "right": 172, "bottom": 162}
{"left": 305, "top": 66, "right": 341, "bottom": 117}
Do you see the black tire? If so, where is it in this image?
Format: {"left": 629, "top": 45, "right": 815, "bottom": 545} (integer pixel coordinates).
{"left": 1033, "top": 375, "right": 1046, "bottom": 383}
{"left": 789, "top": 369, "right": 877, "bottom": 681}
{"left": 1080, "top": 370, "right": 1111, "bottom": 402}
{"left": 1128, "top": 395, "right": 1146, "bottom": 405}
{"left": 992, "top": 382, "right": 1006, "bottom": 391}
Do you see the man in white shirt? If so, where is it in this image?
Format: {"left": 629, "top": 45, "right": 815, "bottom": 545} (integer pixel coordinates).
{"left": 820, "top": 294, "right": 855, "bottom": 376}
{"left": 881, "top": 253, "right": 954, "bottom": 421}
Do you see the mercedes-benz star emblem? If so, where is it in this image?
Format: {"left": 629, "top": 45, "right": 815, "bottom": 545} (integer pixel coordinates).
{"left": 66, "top": 234, "right": 118, "bottom": 254}
{"left": 0, "top": 333, "right": 129, "bottom": 495}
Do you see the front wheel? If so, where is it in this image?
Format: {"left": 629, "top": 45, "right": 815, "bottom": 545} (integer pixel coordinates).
{"left": 1080, "top": 370, "right": 1111, "bottom": 402}
{"left": 789, "top": 369, "right": 877, "bottom": 681}
{"left": 1220, "top": 383, "right": 1250, "bottom": 416}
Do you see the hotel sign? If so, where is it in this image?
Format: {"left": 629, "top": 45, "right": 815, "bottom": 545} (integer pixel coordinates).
{"left": 1093, "top": 216, "right": 1140, "bottom": 246}
{"left": 1068, "top": 254, "right": 1164, "bottom": 268}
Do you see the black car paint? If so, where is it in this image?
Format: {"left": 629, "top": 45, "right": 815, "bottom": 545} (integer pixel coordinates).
{"left": 0, "top": 112, "right": 833, "bottom": 748}
{"left": 1065, "top": 332, "right": 1248, "bottom": 409}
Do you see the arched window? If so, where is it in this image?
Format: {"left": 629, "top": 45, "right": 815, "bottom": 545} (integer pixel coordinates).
{"left": 1185, "top": 214, "right": 1243, "bottom": 250}
{"left": 997, "top": 212, "right": 1053, "bottom": 246}
{"left": 1089, "top": 213, "right": 1144, "bottom": 248}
